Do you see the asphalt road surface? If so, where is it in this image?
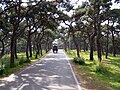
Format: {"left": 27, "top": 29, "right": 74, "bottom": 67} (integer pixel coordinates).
{"left": 0, "top": 49, "right": 82, "bottom": 90}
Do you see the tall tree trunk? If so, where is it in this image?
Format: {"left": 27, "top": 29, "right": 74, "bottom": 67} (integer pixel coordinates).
{"left": 111, "top": 31, "right": 116, "bottom": 56}
{"left": 89, "top": 29, "right": 97, "bottom": 61}
{"left": 26, "top": 31, "right": 32, "bottom": 59}
{"left": 28, "top": 31, "right": 32, "bottom": 57}
{"left": 106, "top": 30, "right": 109, "bottom": 59}
{"left": 10, "top": 30, "right": 16, "bottom": 67}
{"left": 26, "top": 34, "right": 29, "bottom": 59}
{"left": 35, "top": 43, "right": 39, "bottom": 59}
{"left": 78, "top": 40, "right": 81, "bottom": 52}
{"left": 45, "top": 37, "right": 49, "bottom": 53}
{"left": 10, "top": 0, "right": 21, "bottom": 67}
{"left": 64, "top": 40, "right": 67, "bottom": 52}
{"left": 96, "top": 34, "right": 102, "bottom": 62}
{"left": 90, "top": 37, "right": 94, "bottom": 60}
{"left": 95, "top": 5, "right": 102, "bottom": 62}
{"left": 14, "top": 40, "right": 18, "bottom": 59}
{"left": 89, "top": 10, "right": 97, "bottom": 60}
{"left": 33, "top": 39, "right": 36, "bottom": 54}
{"left": 72, "top": 32, "right": 80, "bottom": 58}
{"left": 39, "top": 43, "right": 43, "bottom": 56}
{"left": 96, "top": 19, "right": 102, "bottom": 62}
{"left": 0, "top": 39, "right": 4, "bottom": 58}
{"left": 29, "top": 37, "right": 32, "bottom": 57}
{"left": 105, "top": 20, "right": 109, "bottom": 59}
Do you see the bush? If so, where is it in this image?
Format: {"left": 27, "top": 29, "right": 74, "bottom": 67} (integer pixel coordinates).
{"left": 73, "top": 57, "right": 85, "bottom": 65}
{"left": 95, "top": 63, "right": 108, "bottom": 74}
{"left": 19, "top": 57, "right": 25, "bottom": 65}
{"left": 19, "top": 56, "right": 31, "bottom": 65}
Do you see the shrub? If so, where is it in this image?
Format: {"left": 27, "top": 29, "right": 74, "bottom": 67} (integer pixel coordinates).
{"left": 19, "top": 57, "right": 25, "bottom": 65}
{"left": 73, "top": 57, "right": 85, "bottom": 65}
{"left": 95, "top": 63, "right": 108, "bottom": 74}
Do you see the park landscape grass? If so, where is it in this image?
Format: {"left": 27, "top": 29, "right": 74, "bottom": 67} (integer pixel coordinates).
{"left": 66, "top": 50, "right": 120, "bottom": 90}
{"left": 0, "top": 51, "right": 46, "bottom": 77}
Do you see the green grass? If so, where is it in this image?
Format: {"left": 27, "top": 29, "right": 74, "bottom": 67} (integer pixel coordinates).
{"left": 0, "top": 50, "right": 46, "bottom": 77}
{"left": 66, "top": 50, "right": 120, "bottom": 90}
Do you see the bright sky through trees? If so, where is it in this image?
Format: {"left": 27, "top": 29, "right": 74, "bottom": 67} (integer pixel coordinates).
{"left": 20, "top": 0, "right": 120, "bottom": 9}
{"left": 0, "top": 0, "right": 119, "bottom": 28}
{"left": 46, "top": 0, "right": 120, "bottom": 9}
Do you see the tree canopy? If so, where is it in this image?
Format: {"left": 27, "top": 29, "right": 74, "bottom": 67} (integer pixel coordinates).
{"left": 0, "top": 0, "right": 120, "bottom": 67}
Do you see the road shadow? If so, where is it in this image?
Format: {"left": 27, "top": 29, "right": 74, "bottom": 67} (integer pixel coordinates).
{"left": 0, "top": 50, "right": 78, "bottom": 90}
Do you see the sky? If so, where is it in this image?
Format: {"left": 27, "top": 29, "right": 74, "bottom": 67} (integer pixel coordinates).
{"left": 47, "top": 0, "right": 120, "bottom": 9}
{"left": 46, "top": 0, "right": 120, "bottom": 28}
{"left": 0, "top": 0, "right": 119, "bottom": 19}
{"left": 21, "top": 0, "right": 120, "bottom": 9}
{"left": 62, "top": 0, "right": 120, "bottom": 17}
{"left": 0, "top": 0, "right": 119, "bottom": 9}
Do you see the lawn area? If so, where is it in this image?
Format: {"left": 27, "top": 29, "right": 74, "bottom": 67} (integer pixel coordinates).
{"left": 66, "top": 50, "right": 120, "bottom": 90}
{"left": 0, "top": 51, "right": 46, "bottom": 78}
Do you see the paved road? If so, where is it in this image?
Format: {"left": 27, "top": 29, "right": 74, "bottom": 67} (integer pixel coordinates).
{"left": 0, "top": 49, "right": 81, "bottom": 90}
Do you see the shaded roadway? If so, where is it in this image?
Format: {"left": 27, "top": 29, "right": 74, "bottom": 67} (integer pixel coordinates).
{"left": 0, "top": 49, "right": 81, "bottom": 90}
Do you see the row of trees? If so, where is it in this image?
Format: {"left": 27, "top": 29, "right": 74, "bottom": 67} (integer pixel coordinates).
{"left": 0, "top": 0, "right": 120, "bottom": 67}
{"left": 60, "top": 0, "right": 120, "bottom": 62}
{"left": 0, "top": 0, "right": 69, "bottom": 67}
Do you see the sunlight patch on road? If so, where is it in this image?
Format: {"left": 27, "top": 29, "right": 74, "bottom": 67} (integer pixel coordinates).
{"left": 3, "top": 74, "right": 18, "bottom": 82}
{"left": 48, "top": 75, "right": 62, "bottom": 78}
{"left": 0, "top": 83, "right": 5, "bottom": 87}
{"left": 34, "top": 77, "right": 42, "bottom": 81}
{"left": 21, "top": 74, "right": 29, "bottom": 77}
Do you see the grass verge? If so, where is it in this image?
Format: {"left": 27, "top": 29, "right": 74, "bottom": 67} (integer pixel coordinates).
{"left": 66, "top": 50, "right": 120, "bottom": 90}
{"left": 0, "top": 50, "right": 46, "bottom": 78}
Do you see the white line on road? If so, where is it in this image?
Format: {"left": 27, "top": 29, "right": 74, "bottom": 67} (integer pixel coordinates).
{"left": 64, "top": 51, "right": 82, "bottom": 90}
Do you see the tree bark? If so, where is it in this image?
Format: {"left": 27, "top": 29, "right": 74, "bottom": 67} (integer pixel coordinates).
{"left": 0, "top": 39, "right": 4, "bottom": 58}
{"left": 89, "top": 26, "right": 97, "bottom": 61}
{"left": 10, "top": 30, "right": 16, "bottom": 67}
{"left": 39, "top": 43, "right": 43, "bottom": 56}
{"left": 96, "top": 33, "right": 102, "bottom": 62}
{"left": 95, "top": 4, "right": 102, "bottom": 62}
{"left": 10, "top": 0, "right": 21, "bottom": 67}
{"left": 26, "top": 30, "right": 32, "bottom": 59}
{"left": 29, "top": 37, "right": 32, "bottom": 57}
{"left": 105, "top": 30, "right": 109, "bottom": 59}
{"left": 111, "top": 30, "right": 116, "bottom": 56}
{"left": 35, "top": 43, "right": 40, "bottom": 59}
{"left": 45, "top": 37, "right": 49, "bottom": 53}
{"left": 90, "top": 37, "right": 94, "bottom": 60}
{"left": 89, "top": 9, "right": 97, "bottom": 60}
{"left": 96, "top": 19, "right": 102, "bottom": 62}
{"left": 28, "top": 31, "right": 32, "bottom": 57}
{"left": 105, "top": 20, "right": 109, "bottom": 59}
{"left": 72, "top": 32, "right": 80, "bottom": 58}
{"left": 26, "top": 33, "right": 29, "bottom": 59}
{"left": 14, "top": 40, "right": 18, "bottom": 59}
{"left": 64, "top": 40, "right": 67, "bottom": 52}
